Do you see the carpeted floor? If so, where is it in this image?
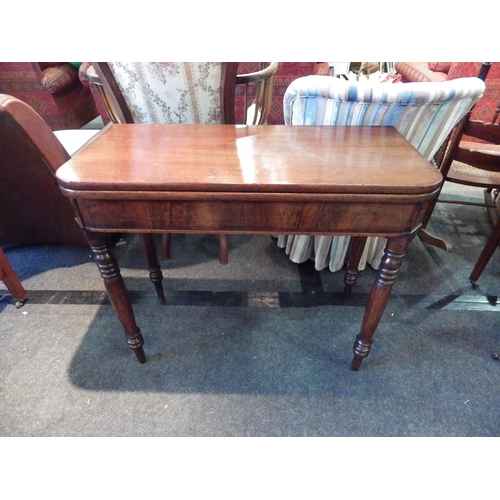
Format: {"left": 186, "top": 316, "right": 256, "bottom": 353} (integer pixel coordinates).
{"left": 1, "top": 179, "right": 499, "bottom": 438}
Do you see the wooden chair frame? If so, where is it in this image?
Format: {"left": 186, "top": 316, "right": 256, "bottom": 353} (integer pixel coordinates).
{"left": 418, "top": 62, "right": 500, "bottom": 252}
{"left": 0, "top": 248, "right": 28, "bottom": 307}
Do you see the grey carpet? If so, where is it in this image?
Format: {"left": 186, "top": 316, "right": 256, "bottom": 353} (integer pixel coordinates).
{"left": 1, "top": 187, "right": 499, "bottom": 437}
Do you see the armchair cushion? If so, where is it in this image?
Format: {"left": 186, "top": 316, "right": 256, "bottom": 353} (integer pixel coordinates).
{"left": 428, "top": 62, "right": 452, "bottom": 73}
{"left": 395, "top": 62, "right": 448, "bottom": 82}
{"left": 39, "top": 64, "right": 79, "bottom": 93}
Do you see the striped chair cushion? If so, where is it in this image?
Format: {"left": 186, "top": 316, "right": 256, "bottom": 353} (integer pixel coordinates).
{"left": 276, "top": 75, "right": 486, "bottom": 272}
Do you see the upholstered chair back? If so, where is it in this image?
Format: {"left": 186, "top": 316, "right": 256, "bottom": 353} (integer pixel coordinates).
{"left": 277, "top": 76, "right": 486, "bottom": 272}
{"left": 99, "top": 62, "right": 232, "bottom": 125}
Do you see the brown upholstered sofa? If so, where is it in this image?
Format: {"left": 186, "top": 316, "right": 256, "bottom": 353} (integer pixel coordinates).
{"left": 0, "top": 62, "right": 98, "bottom": 130}
{"left": 395, "top": 62, "right": 500, "bottom": 123}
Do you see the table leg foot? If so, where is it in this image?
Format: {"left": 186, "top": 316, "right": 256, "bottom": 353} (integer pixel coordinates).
{"left": 351, "top": 335, "right": 372, "bottom": 371}
{"left": 123, "top": 325, "right": 146, "bottom": 362}
{"left": 351, "top": 356, "right": 363, "bottom": 371}
{"left": 134, "top": 345, "right": 147, "bottom": 364}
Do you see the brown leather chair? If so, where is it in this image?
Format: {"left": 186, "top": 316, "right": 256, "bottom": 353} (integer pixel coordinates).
{"left": 0, "top": 93, "right": 89, "bottom": 246}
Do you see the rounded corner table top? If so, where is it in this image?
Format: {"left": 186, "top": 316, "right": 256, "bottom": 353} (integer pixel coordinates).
{"left": 56, "top": 124, "right": 442, "bottom": 198}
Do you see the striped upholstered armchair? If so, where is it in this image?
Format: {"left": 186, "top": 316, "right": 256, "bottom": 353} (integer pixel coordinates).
{"left": 276, "top": 75, "right": 486, "bottom": 273}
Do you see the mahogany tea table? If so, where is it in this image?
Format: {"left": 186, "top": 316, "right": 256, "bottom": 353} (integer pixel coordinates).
{"left": 56, "top": 124, "right": 442, "bottom": 370}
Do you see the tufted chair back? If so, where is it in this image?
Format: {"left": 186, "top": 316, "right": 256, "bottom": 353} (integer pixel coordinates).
{"left": 276, "top": 75, "right": 486, "bottom": 273}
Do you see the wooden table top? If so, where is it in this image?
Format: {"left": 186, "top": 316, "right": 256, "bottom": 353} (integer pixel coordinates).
{"left": 56, "top": 124, "right": 442, "bottom": 196}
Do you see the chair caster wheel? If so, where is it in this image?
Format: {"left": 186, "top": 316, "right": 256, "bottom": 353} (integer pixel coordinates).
{"left": 492, "top": 352, "right": 500, "bottom": 361}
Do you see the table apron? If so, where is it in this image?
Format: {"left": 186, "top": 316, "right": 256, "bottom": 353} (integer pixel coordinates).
{"left": 71, "top": 198, "right": 430, "bottom": 236}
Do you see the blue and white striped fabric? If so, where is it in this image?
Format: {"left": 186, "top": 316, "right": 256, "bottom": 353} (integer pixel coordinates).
{"left": 276, "top": 75, "right": 486, "bottom": 272}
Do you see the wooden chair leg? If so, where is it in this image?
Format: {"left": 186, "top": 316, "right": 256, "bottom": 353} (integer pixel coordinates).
{"left": 162, "top": 233, "right": 229, "bottom": 265}
{"left": 0, "top": 248, "right": 28, "bottom": 307}
{"left": 417, "top": 227, "right": 453, "bottom": 253}
{"left": 416, "top": 179, "right": 453, "bottom": 253}
{"left": 219, "top": 234, "right": 228, "bottom": 265}
{"left": 469, "top": 220, "right": 500, "bottom": 287}
{"left": 484, "top": 188, "right": 499, "bottom": 226}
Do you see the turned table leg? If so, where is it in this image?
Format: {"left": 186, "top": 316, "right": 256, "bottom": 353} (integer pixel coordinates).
{"left": 351, "top": 235, "right": 409, "bottom": 371}
{"left": 343, "top": 236, "right": 367, "bottom": 300}
{"left": 86, "top": 231, "right": 146, "bottom": 363}
{"left": 139, "top": 233, "right": 164, "bottom": 298}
